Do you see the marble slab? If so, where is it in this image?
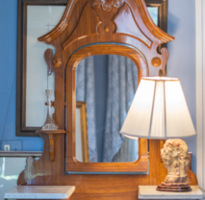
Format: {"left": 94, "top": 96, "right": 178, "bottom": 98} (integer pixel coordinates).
{"left": 138, "top": 186, "right": 204, "bottom": 199}
{"left": 4, "top": 186, "right": 75, "bottom": 199}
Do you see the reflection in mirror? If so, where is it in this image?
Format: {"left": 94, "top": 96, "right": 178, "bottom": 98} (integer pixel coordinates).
{"left": 0, "top": 157, "right": 27, "bottom": 199}
{"left": 0, "top": 153, "right": 40, "bottom": 200}
{"left": 75, "top": 55, "right": 139, "bottom": 163}
{"left": 75, "top": 101, "right": 89, "bottom": 162}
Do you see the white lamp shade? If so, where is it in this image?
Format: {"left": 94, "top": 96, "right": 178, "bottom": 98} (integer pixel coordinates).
{"left": 120, "top": 77, "right": 196, "bottom": 139}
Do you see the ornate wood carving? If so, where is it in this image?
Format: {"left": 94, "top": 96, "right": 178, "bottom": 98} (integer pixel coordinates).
{"left": 53, "top": 58, "right": 62, "bottom": 68}
{"left": 39, "top": 0, "right": 174, "bottom": 79}
{"left": 44, "top": 48, "right": 62, "bottom": 75}
{"left": 48, "top": 134, "right": 54, "bottom": 162}
{"left": 62, "top": 4, "right": 101, "bottom": 50}
{"left": 44, "top": 49, "right": 54, "bottom": 75}
{"left": 152, "top": 57, "right": 162, "bottom": 67}
{"left": 113, "top": 3, "right": 152, "bottom": 48}
{"left": 93, "top": 0, "right": 121, "bottom": 12}
{"left": 36, "top": 130, "right": 66, "bottom": 162}
{"left": 161, "top": 47, "right": 169, "bottom": 75}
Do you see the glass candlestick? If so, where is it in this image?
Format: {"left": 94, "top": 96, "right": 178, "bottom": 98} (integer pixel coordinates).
{"left": 42, "top": 89, "right": 58, "bottom": 130}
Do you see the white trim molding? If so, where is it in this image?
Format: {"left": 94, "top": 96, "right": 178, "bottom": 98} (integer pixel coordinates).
{"left": 196, "top": 0, "right": 205, "bottom": 189}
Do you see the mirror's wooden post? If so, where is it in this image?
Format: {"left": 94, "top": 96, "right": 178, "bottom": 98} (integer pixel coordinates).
{"left": 149, "top": 139, "right": 167, "bottom": 185}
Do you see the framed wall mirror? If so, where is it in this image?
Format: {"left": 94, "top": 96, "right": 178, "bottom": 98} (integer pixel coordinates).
{"left": 16, "top": 0, "right": 168, "bottom": 136}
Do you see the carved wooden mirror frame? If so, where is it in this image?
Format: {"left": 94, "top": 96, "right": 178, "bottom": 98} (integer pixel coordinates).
{"left": 36, "top": 0, "right": 174, "bottom": 173}
{"left": 66, "top": 44, "right": 148, "bottom": 172}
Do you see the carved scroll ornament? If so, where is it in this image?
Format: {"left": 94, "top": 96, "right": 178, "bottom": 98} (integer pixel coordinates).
{"left": 93, "top": 0, "right": 121, "bottom": 12}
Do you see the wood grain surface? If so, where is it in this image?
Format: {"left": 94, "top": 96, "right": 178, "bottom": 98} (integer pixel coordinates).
{"left": 16, "top": 1, "right": 197, "bottom": 200}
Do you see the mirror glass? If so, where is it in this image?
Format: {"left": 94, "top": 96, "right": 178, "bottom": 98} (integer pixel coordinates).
{"left": 75, "top": 55, "right": 139, "bottom": 163}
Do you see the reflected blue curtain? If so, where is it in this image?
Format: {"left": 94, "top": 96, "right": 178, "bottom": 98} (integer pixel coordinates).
{"left": 76, "top": 57, "right": 98, "bottom": 162}
{"left": 76, "top": 55, "right": 139, "bottom": 162}
{"left": 103, "top": 55, "right": 138, "bottom": 162}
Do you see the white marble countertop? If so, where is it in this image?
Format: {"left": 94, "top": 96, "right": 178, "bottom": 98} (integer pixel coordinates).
{"left": 138, "top": 186, "right": 204, "bottom": 199}
{"left": 4, "top": 186, "right": 75, "bottom": 199}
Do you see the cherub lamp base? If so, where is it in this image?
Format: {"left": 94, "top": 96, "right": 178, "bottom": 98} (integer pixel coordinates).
{"left": 159, "top": 139, "right": 192, "bottom": 192}
{"left": 157, "top": 182, "right": 191, "bottom": 192}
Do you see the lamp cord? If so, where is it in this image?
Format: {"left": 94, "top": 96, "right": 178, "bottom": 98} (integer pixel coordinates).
{"left": 197, "top": 186, "right": 205, "bottom": 193}
{"left": 0, "top": 76, "right": 15, "bottom": 150}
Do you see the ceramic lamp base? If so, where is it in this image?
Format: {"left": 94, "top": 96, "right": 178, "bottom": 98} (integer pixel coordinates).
{"left": 157, "top": 183, "right": 191, "bottom": 192}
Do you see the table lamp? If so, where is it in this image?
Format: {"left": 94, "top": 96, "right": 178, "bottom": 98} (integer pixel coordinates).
{"left": 120, "top": 77, "right": 196, "bottom": 192}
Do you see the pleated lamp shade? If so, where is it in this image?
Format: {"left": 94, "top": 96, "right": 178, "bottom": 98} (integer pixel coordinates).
{"left": 120, "top": 77, "right": 196, "bottom": 139}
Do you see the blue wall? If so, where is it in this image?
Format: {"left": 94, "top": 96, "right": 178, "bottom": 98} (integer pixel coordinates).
{"left": 0, "top": 0, "right": 43, "bottom": 151}
{"left": 0, "top": 0, "right": 197, "bottom": 172}
{"left": 167, "top": 0, "right": 196, "bottom": 173}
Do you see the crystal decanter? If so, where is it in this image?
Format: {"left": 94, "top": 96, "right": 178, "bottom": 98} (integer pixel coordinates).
{"left": 42, "top": 89, "right": 58, "bottom": 130}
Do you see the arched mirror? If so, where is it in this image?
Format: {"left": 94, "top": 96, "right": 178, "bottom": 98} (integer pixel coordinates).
{"left": 75, "top": 55, "right": 139, "bottom": 163}
{"left": 65, "top": 44, "right": 149, "bottom": 173}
